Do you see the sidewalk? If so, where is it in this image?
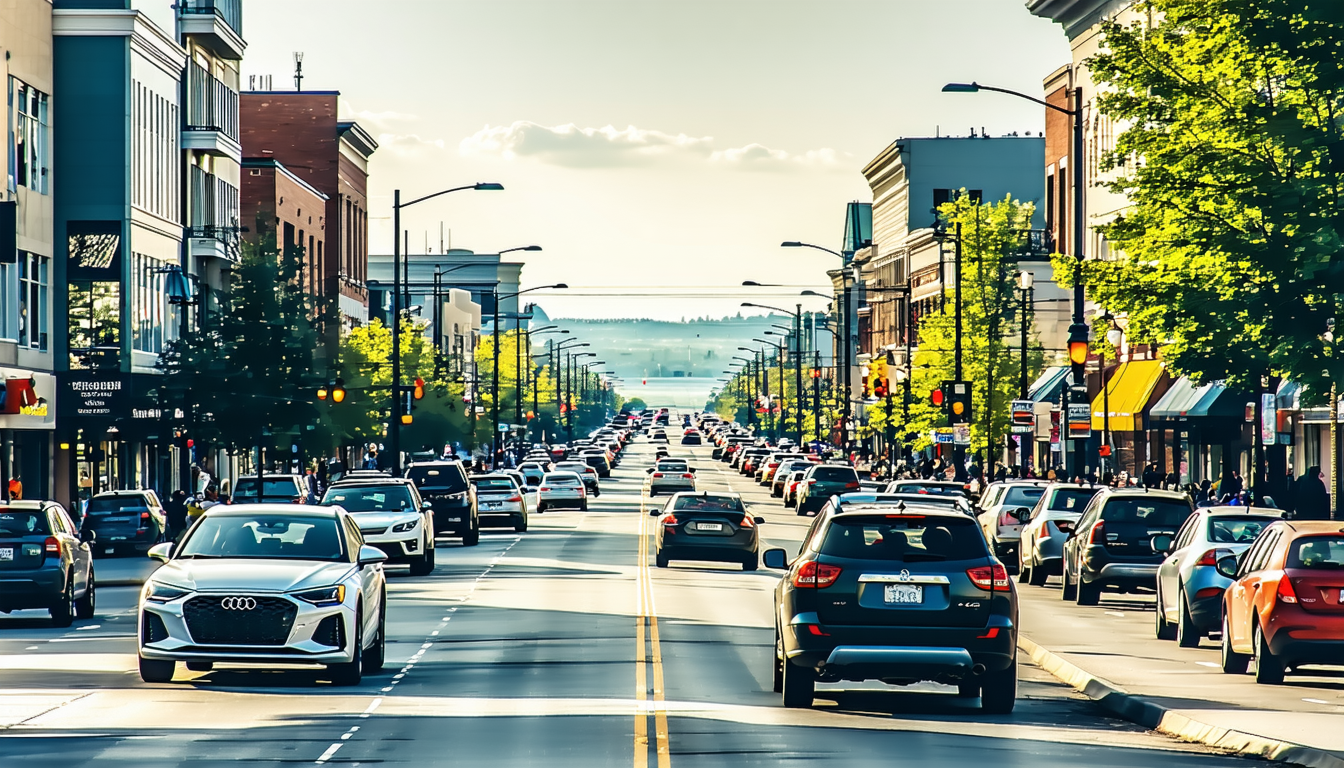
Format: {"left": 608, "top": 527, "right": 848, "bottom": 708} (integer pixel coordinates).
{"left": 1018, "top": 583, "right": 1344, "bottom": 768}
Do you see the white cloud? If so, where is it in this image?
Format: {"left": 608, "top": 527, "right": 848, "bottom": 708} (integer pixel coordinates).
{"left": 459, "top": 120, "right": 843, "bottom": 171}
{"left": 377, "top": 132, "right": 446, "bottom": 156}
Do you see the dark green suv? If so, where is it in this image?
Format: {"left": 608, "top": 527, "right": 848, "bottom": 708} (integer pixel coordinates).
{"left": 796, "top": 464, "right": 861, "bottom": 516}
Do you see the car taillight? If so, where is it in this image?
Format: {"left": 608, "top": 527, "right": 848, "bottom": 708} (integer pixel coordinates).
{"left": 578, "top": 488, "right": 587, "bottom": 497}
{"left": 793, "top": 561, "right": 842, "bottom": 588}
{"left": 1053, "top": 520, "right": 1074, "bottom": 534}
{"left": 998, "top": 510, "right": 1018, "bottom": 527}
{"left": 44, "top": 536, "right": 60, "bottom": 557}
{"left": 807, "top": 479, "right": 817, "bottom": 485}
{"left": 539, "top": 486, "right": 551, "bottom": 492}
{"left": 967, "top": 563, "right": 1011, "bottom": 591}
{"left": 1194, "top": 548, "right": 1228, "bottom": 567}
{"left": 660, "top": 514, "right": 678, "bottom": 526}
{"left": 1276, "top": 577, "right": 1298, "bottom": 604}
{"left": 1087, "top": 520, "right": 1106, "bottom": 545}
{"left": 845, "top": 482, "right": 860, "bottom": 490}
{"left": 653, "top": 472, "right": 664, "bottom": 478}
{"left": 507, "top": 495, "right": 522, "bottom": 503}
{"left": 681, "top": 473, "right": 694, "bottom": 479}
{"left": 740, "top": 515, "right": 755, "bottom": 528}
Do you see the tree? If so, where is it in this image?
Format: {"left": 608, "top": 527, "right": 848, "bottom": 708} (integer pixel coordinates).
{"left": 1079, "top": 0, "right": 1344, "bottom": 395}
{"left": 158, "top": 232, "right": 328, "bottom": 463}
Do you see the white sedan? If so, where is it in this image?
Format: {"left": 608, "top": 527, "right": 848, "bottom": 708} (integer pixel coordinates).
{"left": 137, "top": 504, "right": 388, "bottom": 685}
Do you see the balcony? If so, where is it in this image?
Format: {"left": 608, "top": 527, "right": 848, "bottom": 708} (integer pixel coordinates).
{"left": 177, "top": 0, "right": 246, "bottom": 61}
{"left": 182, "top": 64, "right": 241, "bottom": 161}
{"left": 188, "top": 167, "right": 241, "bottom": 263}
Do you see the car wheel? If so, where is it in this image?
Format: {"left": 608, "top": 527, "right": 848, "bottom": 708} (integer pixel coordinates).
{"left": 772, "top": 628, "right": 784, "bottom": 693}
{"left": 139, "top": 656, "right": 175, "bottom": 683}
{"left": 1221, "top": 614, "right": 1250, "bottom": 674}
{"left": 364, "top": 602, "right": 387, "bottom": 674}
{"left": 655, "top": 550, "right": 669, "bottom": 568}
{"left": 515, "top": 516, "right": 528, "bottom": 533}
{"left": 1155, "top": 584, "right": 1177, "bottom": 640}
{"left": 185, "top": 661, "right": 214, "bottom": 672}
{"left": 1017, "top": 557, "right": 1033, "bottom": 585}
{"left": 742, "top": 553, "right": 759, "bottom": 572}
{"left": 1076, "top": 577, "right": 1101, "bottom": 606}
{"left": 1253, "top": 622, "right": 1284, "bottom": 685}
{"left": 781, "top": 659, "right": 815, "bottom": 708}
{"left": 1060, "top": 560, "right": 1077, "bottom": 601}
{"left": 649, "top": 490, "right": 656, "bottom": 497}
{"left": 409, "top": 543, "right": 434, "bottom": 577}
{"left": 1028, "top": 559, "right": 1049, "bottom": 587}
{"left": 979, "top": 659, "right": 1017, "bottom": 714}
{"left": 462, "top": 524, "right": 480, "bottom": 547}
{"left": 1176, "top": 589, "right": 1201, "bottom": 648}
{"left": 536, "top": 502, "right": 546, "bottom": 513}
{"left": 329, "top": 614, "right": 363, "bottom": 686}
{"left": 75, "top": 570, "right": 96, "bottom": 620}
{"left": 580, "top": 501, "right": 588, "bottom": 511}
{"left": 50, "top": 573, "right": 75, "bottom": 628}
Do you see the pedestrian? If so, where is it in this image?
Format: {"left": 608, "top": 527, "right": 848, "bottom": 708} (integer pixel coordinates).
{"left": 1290, "top": 466, "right": 1331, "bottom": 520}
{"left": 304, "top": 470, "right": 319, "bottom": 504}
{"left": 362, "top": 448, "right": 380, "bottom": 470}
{"left": 1216, "top": 470, "right": 1236, "bottom": 499}
{"left": 164, "top": 490, "right": 189, "bottom": 538}
{"left": 1165, "top": 471, "right": 1179, "bottom": 491}
{"left": 7, "top": 476, "right": 20, "bottom": 501}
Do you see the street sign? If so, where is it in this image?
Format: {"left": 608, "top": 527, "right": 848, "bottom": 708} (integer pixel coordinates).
{"left": 932, "top": 431, "right": 954, "bottom": 444}
{"left": 1010, "top": 425, "right": 1033, "bottom": 434}
{"left": 1067, "top": 403, "right": 1092, "bottom": 439}
{"left": 953, "top": 426, "right": 971, "bottom": 446}
{"left": 1011, "top": 400, "right": 1034, "bottom": 428}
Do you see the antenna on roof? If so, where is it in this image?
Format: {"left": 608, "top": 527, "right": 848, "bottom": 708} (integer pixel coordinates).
{"left": 294, "top": 52, "right": 304, "bottom": 92}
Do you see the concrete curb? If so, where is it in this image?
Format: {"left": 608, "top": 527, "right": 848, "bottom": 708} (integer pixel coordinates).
{"left": 1020, "top": 635, "right": 1344, "bottom": 768}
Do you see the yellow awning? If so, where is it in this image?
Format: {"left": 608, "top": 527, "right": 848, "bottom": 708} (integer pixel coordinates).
{"left": 1091, "top": 360, "right": 1165, "bottom": 432}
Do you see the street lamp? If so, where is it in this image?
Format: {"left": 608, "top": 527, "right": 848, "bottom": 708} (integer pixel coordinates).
{"left": 526, "top": 327, "right": 567, "bottom": 435}
{"left": 783, "top": 243, "right": 859, "bottom": 448}
{"left": 553, "top": 339, "right": 589, "bottom": 441}
{"left": 491, "top": 283, "right": 567, "bottom": 464}
{"left": 744, "top": 301, "right": 805, "bottom": 444}
{"left": 389, "top": 181, "right": 503, "bottom": 474}
{"left": 944, "top": 80, "right": 1090, "bottom": 475}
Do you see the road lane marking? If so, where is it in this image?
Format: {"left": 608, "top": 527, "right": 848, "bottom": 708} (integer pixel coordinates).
{"left": 314, "top": 743, "right": 342, "bottom": 764}
{"left": 636, "top": 489, "right": 671, "bottom": 768}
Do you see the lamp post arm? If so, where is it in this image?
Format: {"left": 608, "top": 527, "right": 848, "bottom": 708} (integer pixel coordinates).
{"left": 399, "top": 184, "right": 480, "bottom": 209}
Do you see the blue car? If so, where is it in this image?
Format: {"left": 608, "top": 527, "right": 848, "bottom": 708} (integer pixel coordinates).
{"left": 0, "top": 501, "right": 97, "bottom": 626}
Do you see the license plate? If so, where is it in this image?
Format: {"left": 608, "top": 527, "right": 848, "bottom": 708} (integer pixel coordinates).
{"left": 884, "top": 584, "right": 923, "bottom": 604}
{"left": 485, "top": 502, "right": 501, "bottom": 509}
{"left": 105, "top": 547, "right": 115, "bottom": 555}
{"left": 104, "top": 518, "right": 129, "bottom": 524}
{"left": 697, "top": 522, "right": 723, "bottom": 531}
{"left": 0, "top": 548, "right": 11, "bottom": 561}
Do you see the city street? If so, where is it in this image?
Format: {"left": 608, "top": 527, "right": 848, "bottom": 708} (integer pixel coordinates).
{"left": 0, "top": 437, "right": 1256, "bottom": 767}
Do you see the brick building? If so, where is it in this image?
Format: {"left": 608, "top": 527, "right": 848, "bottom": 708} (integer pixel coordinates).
{"left": 240, "top": 158, "right": 328, "bottom": 297}
{"left": 239, "top": 91, "right": 376, "bottom": 328}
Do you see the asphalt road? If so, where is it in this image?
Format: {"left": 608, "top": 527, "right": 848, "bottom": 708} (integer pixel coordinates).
{"left": 0, "top": 433, "right": 1262, "bottom": 766}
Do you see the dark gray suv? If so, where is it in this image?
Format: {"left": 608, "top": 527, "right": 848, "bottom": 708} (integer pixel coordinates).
{"left": 1061, "top": 488, "right": 1194, "bottom": 605}
{"left": 406, "top": 461, "right": 478, "bottom": 546}
{"left": 0, "top": 502, "right": 97, "bottom": 626}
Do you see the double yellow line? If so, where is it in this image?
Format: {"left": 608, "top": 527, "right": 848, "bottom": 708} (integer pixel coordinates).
{"left": 636, "top": 497, "right": 670, "bottom": 768}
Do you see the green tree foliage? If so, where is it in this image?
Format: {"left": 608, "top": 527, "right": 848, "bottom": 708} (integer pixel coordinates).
{"left": 905, "top": 196, "right": 1044, "bottom": 456}
{"left": 157, "top": 235, "right": 327, "bottom": 456}
{"left": 624, "top": 397, "right": 648, "bottom": 412}
{"left": 1080, "top": 0, "right": 1344, "bottom": 393}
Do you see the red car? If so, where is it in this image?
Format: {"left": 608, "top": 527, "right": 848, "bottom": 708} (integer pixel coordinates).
{"left": 1219, "top": 520, "right": 1344, "bottom": 684}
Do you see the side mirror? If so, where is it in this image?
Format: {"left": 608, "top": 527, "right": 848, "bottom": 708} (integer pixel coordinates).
{"left": 646, "top": 467, "right": 655, "bottom": 474}
{"left": 422, "top": 501, "right": 433, "bottom": 511}
{"left": 79, "top": 527, "right": 97, "bottom": 544}
{"left": 1215, "top": 554, "right": 1239, "bottom": 580}
{"left": 1151, "top": 534, "right": 1174, "bottom": 555}
{"left": 649, "top": 509, "right": 661, "bottom": 517}
{"left": 1012, "top": 507, "right": 1032, "bottom": 522}
{"left": 762, "top": 548, "right": 789, "bottom": 570}
{"left": 147, "top": 542, "right": 173, "bottom": 563}
{"left": 689, "top": 467, "right": 697, "bottom": 474}
{"left": 358, "top": 545, "right": 389, "bottom": 566}
{"left": 753, "top": 516, "right": 766, "bottom": 525}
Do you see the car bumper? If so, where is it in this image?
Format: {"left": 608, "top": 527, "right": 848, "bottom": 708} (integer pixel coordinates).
{"left": 1181, "top": 570, "right": 1233, "bottom": 629}
{"left": 139, "top": 597, "right": 357, "bottom": 665}
{"left": 782, "top": 618, "right": 1016, "bottom": 680}
{"left": 1030, "top": 532, "right": 1067, "bottom": 565}
{"left": 1081, "top": 561, "right": 1159, "bottom": 587}
{"left": 649, "top": 481, "right": 695, "bottom": 493}
{"left": 0, "top": 569, "right": 65, "bottom": 610}
{"left": 538, "top": 493, "right": 585, "bottom": 508}
{"left": 428, "top": 504, "right": 474, "bottom": 534}
{"left": 364, "top": 534, "right": 422, "bottom": 561}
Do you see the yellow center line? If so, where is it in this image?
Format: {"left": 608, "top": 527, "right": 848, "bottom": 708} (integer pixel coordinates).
{"left": 636, "top": 484, "right": 671, "bottom": 767}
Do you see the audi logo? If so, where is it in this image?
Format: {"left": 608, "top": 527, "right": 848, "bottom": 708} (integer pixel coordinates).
{"left": 220, "top": 597, "right": 257, "bottom": 611}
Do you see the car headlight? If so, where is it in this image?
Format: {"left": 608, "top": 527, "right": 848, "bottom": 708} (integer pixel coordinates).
{"left": 392, "top": 518, "right": 419, "bottom": 533}
{"left": 145, "top": 582, "right": 190, "bottom": 603}
{"left": 294, "top": 585, "right": 346, "bottom": 606}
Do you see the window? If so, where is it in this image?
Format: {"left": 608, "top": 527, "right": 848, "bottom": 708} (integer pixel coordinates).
{"left": 11, "top": 80, "right": 48, "bottom": 194}
{"left": 17, "top": 251, "right": 47, "bottom": 351}
{"left": 0, "top": 256, "right": 15, "bottom": 340}
{"left": 818, "top": 514, "right": 986, "bottom": 562}
{"left": 933, "top": 188, "right": 982, "bottom": 214}
{"left": 67, "top": 281, "right": 121, "bottom": 369}
{"left": 130, "top": 253, "right": 173, "bottom": 354}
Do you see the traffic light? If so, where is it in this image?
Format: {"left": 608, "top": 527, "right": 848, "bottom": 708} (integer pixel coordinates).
{"left": 948, "top": 381, "right": 972, "bottom": 425}
{"left": 413, "top": 377, "right": 425, "bottom": 400}
{"left": 930, "top": 386, "right": 946, "bottom": 408}
{"left": 401, "top": 389, "right": 414, "bottom": 425}
{"left": 331, "top": 379, "right": 346, "bottom": 403}
{"left": 872, "top": 377, "right": 888, "bottom": 398}
{"left": 1068, "top": 322, "right": 1090, "bottom": 388}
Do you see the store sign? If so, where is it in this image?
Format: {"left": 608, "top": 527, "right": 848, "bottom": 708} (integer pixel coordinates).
{"left": 59, "top": 372, "right": 129, "bottom": 421}
{"left": 0, "top": 369, "right": 55, "bottom": 429}
{"left": 953, "top": 426, "right": 971, "bottom": 446}
{"left": 932, "top": 430, "right": 954, "bottom": 444}
{"left": 1260, "top": 393, "right": 1277, "bottom": 446}
{"left": 1011, "top": 400, "right": 1034, "bottom": 427}
{"left": 1067, "top": 403, "right": 1092, "bottom": 439}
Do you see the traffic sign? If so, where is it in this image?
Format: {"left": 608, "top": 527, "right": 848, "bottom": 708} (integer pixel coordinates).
{"left": 1067, "top": 403, "right": 1092, "bottom": 439}
{"left": 1011, "top": 400, "right": 1034, "bottom": 427}
{"left": 953, "top": 426, "right": 971, "bottom": 446}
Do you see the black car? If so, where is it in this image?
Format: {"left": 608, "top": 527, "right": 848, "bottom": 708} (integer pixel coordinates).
{"left": 681, "top": 432, "right": 702, "bottom": 445}
{"left": 764, "top": 509, "right": 1018, "bottom": 712}
{"left": 650, "top": 492, "right": 764, "bottom": 570}
{"left": 580, "top": 451, "right": 612, "bottom": 478}
{"left": 1061, "top": 488, "right": 1194, "bottom": 605}
{"left": 406, "top": 461, "right": 479, "bottom": 546}
{"left": 82, "top": 490, "right": 168, "bottom": 556}
{"left": 0, "top": 502, "right": 97, "bottom": 626}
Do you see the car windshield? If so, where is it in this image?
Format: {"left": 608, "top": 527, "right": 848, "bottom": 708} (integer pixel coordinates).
{"left": 233, "top": 479, "right": 300, "bottom": 498}
{"left": 86, "top": 496, "right": 151, "bottom": 513}
{"left": 473, "top": 477, "right": 517, "bottom": 491}
{"left": 672, "top": 495, "right": 743, "bottom": 512}
{"left": 545, "top": 475, "right": 581, "bottom": 486}
{"left": 811, "top": 466, "right": 858, "bottom": 482}
{"left": 1208, "top": 516, "right": 1277, "bottom": 544}
{"left": 819, "top": 514, "right": 986, "bottom": 561}
{"left": 1048, "top": 488, "right": 1100, "bottom": 511}
{"left": 0, "top": 511, "right": 48, "bottom": 536}
{"left": 178, "top": 515, "right": 346, "bottom": 561}
{"left": 1001, "top": 486, "right": 1044, "bottom": 507}
{"left": 321, "top": 486, "right": 416, "bottom": 513}
{"left": 1101, "top": 498, "right": 1192, "bottom": 527}
{"left": 1287, "top": 536, "right": 1344, "bottom": 570}
{"left": 406, "top": 465, "right": 468, "bottom": 492}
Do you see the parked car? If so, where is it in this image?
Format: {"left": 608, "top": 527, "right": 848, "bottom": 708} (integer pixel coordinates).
{"left": 795, "top": 464, "right": 862, "bottom": 516}
{"left": 764, "top": 509, "right": 1018, "bottom": 712}
{"left": 232, "top": 475, "right": 308, "bottom": 505}
{"left": 650, "top": 492, "right": 763, "bottom": 570}
{"left": 1060, "top": 488, "right": 1194, "bottom": 605}
{"left": 321, "top": 478, "right": 436, "bottom": 575}
{"left": 645, "top": 458, "right": 696, "bottom": 496}
{"left": 136, "top": 505, "right": 387, "bottom": 685}
{"left": 537, "top": 472, "right": 587, "bottom": 511}
{"left": 1218, "top": 520, "right": 1344, "bottom": 683}
{"left": 1017, "top": 483, "right": 1103, "bottom": 585}
{"left": 406, "top": 461, "right": 479, "bottom": 546}
{"left": 975, "top": 482, "right": 1047, "bottom": 561}
{"left": 82, "top": 490, "right": 168, "bottom": 556}
{"left": 0, "top": 501, "right": 97, "bottom": 626}
{"left": 1155, "top": 506, "right": 1282, "bottom": 646}
{"left": 470, "top": 474, "right": 529, "bottom": 532}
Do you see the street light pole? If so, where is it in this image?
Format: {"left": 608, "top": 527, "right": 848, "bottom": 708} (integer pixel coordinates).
{"left": 490, "top": 283, "right": 565, "bottom": 466}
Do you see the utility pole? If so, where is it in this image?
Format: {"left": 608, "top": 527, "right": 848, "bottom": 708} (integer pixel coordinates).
{"left": 794, "top": 303, "right": 804, "bottom": 444}
{"left": 953, "top": 221, "right": 966, "bottom": 481}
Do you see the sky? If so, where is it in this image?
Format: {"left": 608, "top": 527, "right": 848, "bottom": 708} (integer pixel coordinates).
{"left": 234, "top": 0, "right": 1070, "bottom": 321}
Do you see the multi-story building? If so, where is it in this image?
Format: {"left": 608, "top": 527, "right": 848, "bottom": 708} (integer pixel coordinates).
{"left": 368, "top": 249, "right": 523, "bottom": 322}
{"left": 239, "top": 90, "right": 376, "bottom": 330}
{"left": 0, "top": 0, "right": 57, "bottom": 502}
{"left": 239, "top": 157, "right": 328, "bottom": 297}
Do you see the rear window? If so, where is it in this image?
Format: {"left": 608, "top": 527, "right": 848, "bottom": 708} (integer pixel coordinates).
{"left": 818, "top": 515, "right": 986, "bottom": 561}
{"left": 472, "top": 477, "right": 517, "bottom": 491}
{"left": 672, "top": 495, "right": 744, "bottom": 512}
{"left": 657, "top": 461, "right": 688, "bottom": 472}
{"left": 87, "top": 496, "right": 151, "bottom": 513}
{"left": 1001, "top": 487, "right": 1044, "bottom": 507}
{"left": 891, "top": 483, "right": 965, "bottom": 497}
{"left": 407, "top": 465, "right": 468, "bottom": 492}
{"left": 1048, "top": 488, "right": 1100, "bottom": 511}
{"left": 1208, "top": 516, "right": 1277, "bottom": 544}
{"left": 0, "top": 511, "right": 49, "bottom": 536}
{"left": 321, "top": 486, "right": 416, "bottom": 513}
{"left": 234, "top": 478, "right": 303, "bottom": 498}
{"left": 545, "top": 474, "right": 581, "bottom": 486}
{"left": 1100, "top": 498, "right": 1192, "bottom": 527}
{"left": 556, "top": 463, "right": 594, "bottom": 475}
{"left": 812, "top": 466, "right": 859, "bottom": 482}
{"left": 1287, "top": 536, "right": 1344, "bottom": 570}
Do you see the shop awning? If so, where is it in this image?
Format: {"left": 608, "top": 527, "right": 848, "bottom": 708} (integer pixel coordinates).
{"left": 1149, "top": 376, "right": 1246, "bottom": 421}
{"left": 1028, "top": 366, "right": 1070, "bottom": 404}
{"left": 1091, "top": 360, "right": 1164, "bottom": 431}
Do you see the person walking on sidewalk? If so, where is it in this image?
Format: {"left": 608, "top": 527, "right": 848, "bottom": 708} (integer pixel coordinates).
{"left": 1291, "top": 466, "right": 1331, "bottom": 520}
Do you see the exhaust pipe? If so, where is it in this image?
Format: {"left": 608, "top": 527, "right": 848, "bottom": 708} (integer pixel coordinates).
{"left": 971, "top": 664, "right": 986, "bottom": 676}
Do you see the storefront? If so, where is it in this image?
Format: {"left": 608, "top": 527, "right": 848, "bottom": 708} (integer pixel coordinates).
{"left": 58, "top": 371, "right": 180, "bottom": 507}
{"left": 1090, "top": 359, "right": 1167, "bottom": 478}
{"left": 0, "top": 368, "right": 57, "bottom": 501}
{"left": 1148, "top": 377, "right": 1253, "bottom": 487}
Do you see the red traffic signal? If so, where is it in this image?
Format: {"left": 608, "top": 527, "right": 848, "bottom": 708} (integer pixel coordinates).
{"left": 413, "top": 377, "right": 425, "bottom": 400}
{"left": 872, "top": 378, "right": 888, "bottom": 398}
{"left": 930, "top": 388, "right": 945, "bottom": 407}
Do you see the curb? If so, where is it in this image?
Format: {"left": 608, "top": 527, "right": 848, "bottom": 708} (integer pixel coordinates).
{"left": 1020, "top": 635, "right": 1344, "bottom": 768}
{"left": 99, "top": 578, "right": 148, "bottom": 587}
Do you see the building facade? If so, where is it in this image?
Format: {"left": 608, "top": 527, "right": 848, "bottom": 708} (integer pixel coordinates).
{"left": 239, "top": 157, "right": 328, "bottom": 297}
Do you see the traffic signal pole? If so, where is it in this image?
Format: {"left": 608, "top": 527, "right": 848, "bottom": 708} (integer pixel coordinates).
{"left": 953, "top": 222, "right": 966, "bottom": 481}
